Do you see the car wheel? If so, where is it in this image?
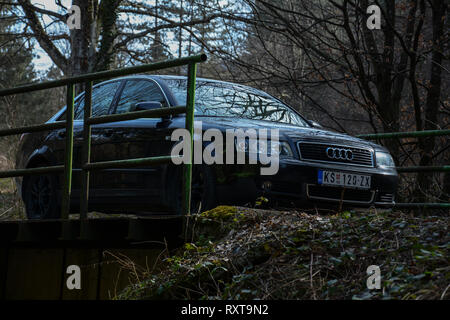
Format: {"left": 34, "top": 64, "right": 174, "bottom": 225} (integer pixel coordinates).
{"left": 23, "top": 173, "right": 60, "bottom": 219}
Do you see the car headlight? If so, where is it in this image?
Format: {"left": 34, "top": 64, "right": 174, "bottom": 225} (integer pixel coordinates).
{"left": 235, "top": 139, "right": 293, "bottom": 158}
{"left": 376, "top": 151, "right": 395, "bottom": 168}
{"left": 271, "top": 141, "right": 294, "bottom": 158}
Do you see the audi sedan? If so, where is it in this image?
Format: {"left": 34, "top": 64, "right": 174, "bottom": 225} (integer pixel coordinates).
{"left": 16, "top": 75, "right": 398, "bottom": 219}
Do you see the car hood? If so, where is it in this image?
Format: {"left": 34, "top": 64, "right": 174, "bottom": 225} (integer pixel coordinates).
{"left": 194, "top": 116, "right": 387, "bottom": 151}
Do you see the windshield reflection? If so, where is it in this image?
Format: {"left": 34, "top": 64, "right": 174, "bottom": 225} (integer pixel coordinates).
{"left": 164, "top": 79, "right": 309, "bottom": 127}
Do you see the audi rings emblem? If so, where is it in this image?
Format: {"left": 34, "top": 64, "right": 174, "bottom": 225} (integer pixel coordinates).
{"left": 326, "top": 147, "right": 354, "bottom": 161}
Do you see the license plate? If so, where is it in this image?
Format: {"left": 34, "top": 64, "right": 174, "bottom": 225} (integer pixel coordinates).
{"left": 318, "top": 170, "right": 371, "bottom": 189}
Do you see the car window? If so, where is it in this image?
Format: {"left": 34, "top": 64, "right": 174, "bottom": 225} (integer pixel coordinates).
{"left": 164, "top": 79, "right": 310, "bottom": 127}
{"left": 56, "top": 95, "right": 82, "bottom": 121}
{"left": 74, "top": 96, "right": 85, "bottom": 120}
{"left": 72, "top": 81, "right": 121, "bottom": 120}
{"left": 114, "top": 80, "right": 165, "bottom": 114}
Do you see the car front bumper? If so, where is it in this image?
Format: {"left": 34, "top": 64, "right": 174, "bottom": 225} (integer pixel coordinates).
{"left": 216, "top": 158, "right": 398, "bottom": 208}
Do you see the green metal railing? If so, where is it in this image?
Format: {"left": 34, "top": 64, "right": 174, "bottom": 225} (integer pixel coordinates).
{"left": 0, "top": 53, "right": 207, "bottom": 220}
{"left": 357, "top": 129, "right": 450, "bottom": 209}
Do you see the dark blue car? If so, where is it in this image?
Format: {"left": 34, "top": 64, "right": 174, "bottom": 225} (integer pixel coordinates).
{"left": 16, "top": 75, "right": 398, "bottom": 219}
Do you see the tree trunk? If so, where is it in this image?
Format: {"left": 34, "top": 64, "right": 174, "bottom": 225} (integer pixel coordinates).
{"left": 70, "top": 0, "right": 92, "bottom": 77}
{"left": 94, "top": 0, "right": 120, "bottom": 72}
{"left": 415, "top": 0, "right": 447, "bottom": 201}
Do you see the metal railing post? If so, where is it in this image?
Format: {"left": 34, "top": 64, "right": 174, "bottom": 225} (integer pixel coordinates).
{"left": 61, "top": 84, "right": 75, "bottom": 219}
{"left": 80, "top": 82, "right": 92, "bottom": 220}
{"left": 182, "top": 62, "right": 197, "bottom": 237}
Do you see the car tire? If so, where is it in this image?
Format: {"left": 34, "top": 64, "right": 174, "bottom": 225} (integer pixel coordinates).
{"left": 23, "top": 172, "right": 60, "bottom": 220}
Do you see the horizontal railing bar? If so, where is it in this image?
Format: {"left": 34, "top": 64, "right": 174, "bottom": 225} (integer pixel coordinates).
{"left": 86, "top": 106, "right": 186, "bottom": 125}
{"left": 357, "top": 129, "right": 450, "bottom": 140}
{"left": 396, "top": 165, "right": 450, "bottom": 173}
{"left": 0, "top": 165, "right": 64, "bottom": 178}
{"left": 0, "top": 121, "right": 66, "bottom": 137}
{"left": 83, "top": 155, "right": 180, "bottom": 171}
{"left": 0, "top": 106, "right": 187, "bottom": 136}
{"left": 0, "top": 54, "right": 207, "bottom": 97}
{"left": 394, "top": 203, "right": 450, "bottom": 208}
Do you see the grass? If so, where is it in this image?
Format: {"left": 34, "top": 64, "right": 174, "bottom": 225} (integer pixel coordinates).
{"left": 117, "top": 206, "right": 449, "bottom": 300}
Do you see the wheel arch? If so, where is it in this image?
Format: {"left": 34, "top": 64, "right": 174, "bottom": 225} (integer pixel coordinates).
{"left": 21, "top": 146, "right": 58, "bottom": 199}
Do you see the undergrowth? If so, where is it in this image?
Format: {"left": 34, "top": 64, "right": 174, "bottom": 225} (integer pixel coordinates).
{"left": 117, "top": 206, "right": 449, "bottom": 300}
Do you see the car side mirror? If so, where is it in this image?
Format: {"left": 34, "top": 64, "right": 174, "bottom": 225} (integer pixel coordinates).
{"left": 132, "top": 101, "right": 162, "bottom": 112}
{"left": 309, "top": 120, "right": 323, "bottom": 129}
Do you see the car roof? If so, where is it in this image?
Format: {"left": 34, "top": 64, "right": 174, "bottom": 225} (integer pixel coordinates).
{"left": 112, "top": 74, "right": 273, "bottom": 98}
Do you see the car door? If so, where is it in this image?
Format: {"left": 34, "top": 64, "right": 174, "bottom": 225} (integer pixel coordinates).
{"left": 79, "top": 80, "right": 124, "bottom": 198}
{"left": 50, "top": 80, "right": 123, "bottom": 202}
{"left": 103, "top": 78, "right": 170, "bottom": 208}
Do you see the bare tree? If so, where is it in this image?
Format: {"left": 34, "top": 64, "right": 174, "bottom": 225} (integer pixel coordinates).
{"left": 205, "top": 0, "right": 449, "bottom": 201}
{"left": 1, "top": 0, "right": 238, "bottom": 77}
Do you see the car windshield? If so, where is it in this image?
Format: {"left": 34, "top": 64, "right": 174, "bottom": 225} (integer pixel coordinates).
{"left": 163, "top": 78, "right": 310, "bottom": 127}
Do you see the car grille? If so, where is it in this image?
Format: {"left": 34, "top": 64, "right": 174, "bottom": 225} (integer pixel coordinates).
{"left": 297, "top": 142, "right": 374, "bottom": 167}
{"left": 307, "top": 185, "right": 375, "bottom": 203}
{"left": 377, "top": 193, "right": 395, "bottom": 203}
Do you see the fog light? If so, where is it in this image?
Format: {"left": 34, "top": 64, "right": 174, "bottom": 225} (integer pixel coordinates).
{"left": 262, "top": 181, "right": 272, "bottom": 191}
